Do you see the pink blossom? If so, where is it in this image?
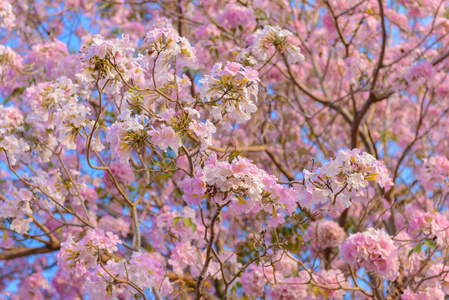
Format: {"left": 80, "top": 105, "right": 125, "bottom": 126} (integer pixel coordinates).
{"left": 267, "top": 271, "right": 309, "bottom": 300}
{"left": 0, "top": 1, "right": 15, "bottom": 28}
{"left": 401, "top": 286, "right": 444, "bottom": 300}
{"left": 148, "top": 125, "right": 182, "bottom": 155}
{"left": 102, "top": 161, "right": 135, "bottom": 192}
{"left": 409, "top": 211, "right": 449, "bottom": 246}
{"left": 308, "top": 219, "right": 345, "bottom": 252}
{"left": 314, "top": 269, "right": 347, "bottom": 300}
{"left": 241, "top": 265, "right": 274, "bottom": 298}
{"left": 340, "top": 228, "right": 399, "bottom": 281}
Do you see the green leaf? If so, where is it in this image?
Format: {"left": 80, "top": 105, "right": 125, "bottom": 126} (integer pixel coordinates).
{"left": 191, "top": 223, "right": 197, "bottom": 233}
{"left": 409, "top": 243, "right": 423, "bottom": 257}
{"left": 183, "top": 217, "right": 192, "bottom": 228}
{"left": 172, "top": 217, "right": 183, "bottom": 227}
{"left": 414, "top": 243, "right": 423, "bottom": 253}
{"left": 425, "top": 240, "right": 436, "bottom": 249}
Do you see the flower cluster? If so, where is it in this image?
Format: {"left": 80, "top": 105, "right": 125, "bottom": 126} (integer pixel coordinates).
{"left": 313, "top": 269, "right": 347, "bottom": 300}
{"left": 340, "top": 228, "right": 399, "bottom": 281}
{"left": 416, "top": 155, "right": 449, "bottom": 190}
{"left": 23, "top": 77, "right": 91, "bottom": 150}
{"left": 145, "top": 27, "right": 197, "bottom": 69}
{"left": 217, "top": 4, "right": 256, "bottom": 31}
{"left": 168, "top": 242, "right": 220, "bottom": 279}
{"left": 77, "top": 34, "right": 145, "bottom": 98}
{"left": 0, "top": 1, "right": 15, "bottom": 29}
{"left": 240, "top": 265, "right": 273, "bottom": 298}
{"left": 181, "top": 153, "right": 297, "bottom": 226}
{"left": 148, "top": 125, "right": 182, "bottom": 155}
{"left": 57, "top": 229, "right": 122, "bottom": 275}
{"left": 98, "top": 215, "right": 130, "bottom": 237}
{"left": 241, "top": 264, "right": 311, "bottom": 300}
{"left": 199, "top": 61, "right": 260, "bottom": 123}
{"left": 102, "top": 162, "right": 136, "bottom": 193}
{"left": 409, "top": 211, "right": 449, "bottom": 246}
{"left": 0, "top": 188, "right": 33, "bottom": 234}
{"left": 395, "top": 232, "right": 425, "bottom": 276}
{"left": 298, "top": 149, "right": 393, "bottom": 209}
{"left": 402, "top": 286, "right": 444, "bottom": 300}
{"left": 85, "top": 252, "right": 173, "bottom": 299}
{"left": 106, "top": 109, "right": 147, "bottom": 164}
{"left": 307, "top": 219, "right": 345, "bottom": 252}
{"left": 188, "top": 119, "right": 216, "bottom": 151}
{"left": 251, "top": 26, "right": 305, "bottom": 64}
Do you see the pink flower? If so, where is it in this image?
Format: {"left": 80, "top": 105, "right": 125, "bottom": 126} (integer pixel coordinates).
{"left": 409, "top": 211, "right": 449, "bottom": 246}
{"left": 298, "top": 148, "right": 393, "bottom": 209}
{"left": 102, "top": 161, "right": 135, "bottom": 193}
{"left": 401, "top": 286, "right": 444, "bottom": 300}
{"left": 405, "top": 62, "right": 434, "bottom": 83}
{"left": 314, "top": 269, "right": 347, "bottom": 300}
{"left": 0, "top": 1, "right": 15, "bottom": 28}
{"left": 106, "top": 110, "right": 146, "bottom": 164}
{"left": 199, "top": 62, "right": 260, "bottom": 123}
{"left": 189, "top": 120, "right": 216, "bottom": 151}
{"left": 216, "top": 4, "right": 256, "bottom": 31}
{"left": 340, "top": 228, "right": 399, "bottom": 281}
{"left": 267, "top": 271, "right": 309, "bottom": 300}
{"left": 416, "top": 155, "right": 449, "bottom": 190}
{"left": 241, "top": 265, "right": 274, "bottom": 298}
{"left": 148, "top": 125, "right": 182, "bottom": 155}
{"left": 308, "top": 219, "right": 345, "bottom": 252}
{"left": 98, "top": 215, "right": 130, "bottom": 237}
{"left": 181, "top": 153, "right": 297, "bottom": 226}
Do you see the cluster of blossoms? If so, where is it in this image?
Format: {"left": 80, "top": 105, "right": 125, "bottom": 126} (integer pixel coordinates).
{"left": 108, "top": 107, "right": 216, "bottom": 163}
{"left": 200, "top": 61, "right": 260, "bottom": 123}
{"left": 217, "top": 3, "right": 256, "bottom": 31}
{"left": 409, "top": 211, "right": 449, "bottom": 246}
{"left": 416, "top": 155, "right": 449, "bottom": 190}
{"left": 24, "top": 168, "right": 65, "bottom": 208}
{"left": 241, "top": 264, "right": 310, "bottom": 299}
{"left": 250, "top": 25, "right": 305, "bottom": 64}
{"left": 24, "top": 77, "right": 91, "bottom": 150}
{"left": 0, "top": 188, "right": 33, "bottom": 234}
{"left": 77, "top": 34, "right": 141, "bottom": 95}
{"left": 151, "top": 205, "right": 209, "bottom": 249}
{"left": 0, "top": 1, "right": 15, "bottom": 29}
{"left": 340, "top": 228, "right": 399, "bottom": 280}
{"left": 181, "top": 153, "right": 297, "bottom": 226}
{"left": 307, "top": 219, "right": 345, "bottom": 252}
{"left": 57, "top": 230, "right": 172, "bottom": 298}
{"left": 313, "top": 269, "right": 348, "bottom": 300}
{"left": 0, "top": 104, "right": 28, "bottom": 165}
{"left": 3, "top": 0, "right": 449, "bottom": 297}
{"left": 240, "top": 262, "right": 347, "bottom": 300}
{"left": 107, "top": 109, "right": 147, "bottom": 164}
{"left": 395, "top": 232, "right": 425, "bottom": 276}
{"left": 86, "top": 252, "right": 172, "bottom": 299}
{"left": 148, "top": 124, "right": 182, "bottom": 155}
{"left": 0, "top": 45, "right": 23, "bottom": 92}
{"left": 168, "top": 242, "right": 221, "bottom": 279}
{"left": 57, "top": 230, "right": 122, "bottom": 275}
{"left": 102, "top": 162, "right": 136, "bottom": 193}
{"left": 402, "top": 286, "right": 445, "bottom": 300}
{"left": 1, "top": 76, "right": 91, "bottom": 166}
{"left": 145, "top": 27, "right": 197, "bottom": 69}
{"left": 298, "top": 149, "right": 393, "bottom": 209}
